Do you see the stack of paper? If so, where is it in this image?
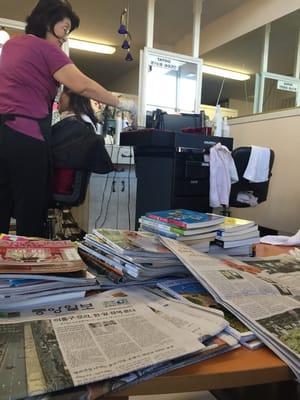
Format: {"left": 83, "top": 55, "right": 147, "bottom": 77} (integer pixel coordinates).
{"left": 0, "top": 236, "right": 99, "bottom": 310}
{"left": 78, "top": 229, "right": 188, "bottom": 282}
{"left": 161, "top": 237, "right": 300, "bottom": 381}
{"left": 0, "top": 287, "right": 238, "bottom": 400}
{"left": 156, "top": 276, "right": 262, "bottom": 349}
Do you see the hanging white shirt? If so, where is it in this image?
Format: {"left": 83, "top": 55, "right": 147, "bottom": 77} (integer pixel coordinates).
{"left": 209, "top": 142, "right": 238, "bottom": 208}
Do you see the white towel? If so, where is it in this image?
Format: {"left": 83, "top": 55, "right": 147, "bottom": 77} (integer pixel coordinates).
{"left": 243, "top": 146, "right": 270, "bottom": 183}
{"left": 236, "top": 191, "right": 258, "bottom": 207}
{"left": 209, "top": 143, "right": 239, "bottom": 208}
{"left": 260, "top": 229, "right": 300, "bottom": 246}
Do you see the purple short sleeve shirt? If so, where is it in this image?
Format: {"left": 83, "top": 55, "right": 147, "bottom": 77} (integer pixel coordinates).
{"left": 0, "top": 34, "right": 73, "bottom": 140}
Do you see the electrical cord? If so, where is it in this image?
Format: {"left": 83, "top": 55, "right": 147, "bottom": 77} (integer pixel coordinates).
{"left": 94, "top": 145, "right": 114, "bottom": 228}
{"left": 97, "top": 146, "right": 121, "bottom": 228}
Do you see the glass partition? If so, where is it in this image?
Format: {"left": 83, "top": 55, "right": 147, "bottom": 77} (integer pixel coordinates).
{"left": 138, "top": 47, "right": 202, "bottom": 126}
{"left": 201, "top": 9, "right": 300, "bottom": 117}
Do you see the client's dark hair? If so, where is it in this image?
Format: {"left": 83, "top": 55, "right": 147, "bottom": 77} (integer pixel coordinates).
{"left": 26, "top": 0, "right": 80, "bottom": 38}
{"left": 63, "top": 87, "right": 99, "bottom": 127}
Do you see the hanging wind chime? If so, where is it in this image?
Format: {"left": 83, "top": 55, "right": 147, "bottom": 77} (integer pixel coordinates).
{"left": 118, "top": 5, "right": 133, "bottom": 61}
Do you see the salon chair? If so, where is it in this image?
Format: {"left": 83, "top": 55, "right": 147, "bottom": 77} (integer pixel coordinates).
{"left": 221, "top": 146, "right": 275, "bottom": 216}
{"left": 229, "top": 146, "right": 275, "bottom": 207}
{"left": 47, "top": 170, "right": 91, "bottom": 240}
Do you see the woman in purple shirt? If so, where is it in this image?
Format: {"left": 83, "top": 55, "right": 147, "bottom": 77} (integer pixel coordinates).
{"left": 0, "top": 0, "right": 135, "bottom": 237}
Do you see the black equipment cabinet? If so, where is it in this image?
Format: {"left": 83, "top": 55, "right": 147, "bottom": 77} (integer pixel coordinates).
{"left": 120, "top": 130, "right": 233, "bottom": 228}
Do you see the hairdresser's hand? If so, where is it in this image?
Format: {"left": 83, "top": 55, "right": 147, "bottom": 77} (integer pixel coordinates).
{"left": 117, "top": 98, "right": 137, "bottom": 115}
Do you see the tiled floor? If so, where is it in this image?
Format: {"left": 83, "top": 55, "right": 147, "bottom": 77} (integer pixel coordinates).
{"left": 131, "top": 391, "right": 217, "bottom": 400}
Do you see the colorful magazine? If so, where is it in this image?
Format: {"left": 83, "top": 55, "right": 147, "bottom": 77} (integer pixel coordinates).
{"left": 140, "top": 216, "right": 220, "bottom": 236}
{"left": 0, "top": 240, "right": 86, "bottom": 273}
{"left": 145, "top": 209, "right": 224, "bottom": 229}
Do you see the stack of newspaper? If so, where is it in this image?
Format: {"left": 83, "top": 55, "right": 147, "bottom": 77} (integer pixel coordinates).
{"left": 0, "top": 235, "right": 99, "bottom": 310}
{"left": 0, "top": 286, "right": 238, "bottom": 400}
{"left": 139, "top": 209, "right": 224, "bottom": 252}
{"left": 78, "top": 228, "right": 188, "bottom": 282}
{"left": 161, "top": 237, "right": 300, "bottom": 380}
{"left": 155, "top": 277, "right": 262, "bottom": 349}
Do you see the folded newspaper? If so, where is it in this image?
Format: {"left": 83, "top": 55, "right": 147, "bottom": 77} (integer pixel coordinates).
{"left": 160, "top": 237, "right": 300, "bottom": 381}
{"left": 156, "top": 277, "right": 260, "bottom": 347}
{"left": 0, "top": 287, "right": 237, "bottom": 400}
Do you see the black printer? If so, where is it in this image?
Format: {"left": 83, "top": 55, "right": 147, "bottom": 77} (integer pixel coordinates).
{"left": 120, "top": 129, "right": 233, "bottom": 228}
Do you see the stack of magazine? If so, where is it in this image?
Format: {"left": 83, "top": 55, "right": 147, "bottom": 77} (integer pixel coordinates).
{"left": 0, "top": 235, "right": 99, "bottom": 310}
{"left": 78, "top": 229, "right": 188, "bottom": 282}
{"left": 0, "top": 286, "right": 239, "bottom": 400}
{"left": 161, "top": 236, "right": 300, "bottom": 380}
{"left": 211, "top": 216, "right": 260, "bottom": 256}
{"left": 139, "top": 209, "right": 224, "bottom": 252}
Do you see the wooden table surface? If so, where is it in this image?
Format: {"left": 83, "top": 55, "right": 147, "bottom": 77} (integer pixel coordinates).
{"left": 105, "top": 244, "right": 296, "bottom": 399}
{"left": 255, "top": 243, "right": 296, "bottom": 257}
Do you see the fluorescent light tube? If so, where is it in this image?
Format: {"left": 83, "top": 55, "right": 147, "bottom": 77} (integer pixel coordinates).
{"left": 203, "top": 64, "right": 250, "bottom": 81}
{"left": 69, "top": 39, "right": 116, "bottom": 55}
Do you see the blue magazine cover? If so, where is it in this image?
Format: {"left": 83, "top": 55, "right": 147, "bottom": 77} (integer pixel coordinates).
{"left": 146, "top": 209, "right": 224, "bottom": 229}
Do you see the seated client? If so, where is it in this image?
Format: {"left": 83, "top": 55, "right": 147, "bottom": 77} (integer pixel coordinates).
{"left": 51, "top": 87, "right": 114, "bottom": 194}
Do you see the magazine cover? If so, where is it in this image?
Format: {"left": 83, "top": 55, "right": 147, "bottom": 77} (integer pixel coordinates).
{"left": 145, "top": 209, "right": 224, "bottom": 229}
{"left": 0, "top": 240, "right": 86, "bottom": 273}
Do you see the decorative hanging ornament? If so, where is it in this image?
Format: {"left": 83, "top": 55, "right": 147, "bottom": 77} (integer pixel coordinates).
{"left": 118, "top": 3, "right": 133, "bottom": 61}
{"left": 125, "top": 49, "right": 133, "bottom": 61}
{"left": 118, "top": 8, "right": 128, "bottom": 34}
{"left": 121, "top": 32, "right": 131, "bottom": 50}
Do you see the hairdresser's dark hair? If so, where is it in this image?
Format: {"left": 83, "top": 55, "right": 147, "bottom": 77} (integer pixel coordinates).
{"left": 63, "top": 87, "right": 99, "bottom": 127}
{"left": 25, "top": 0, "right": 80, "bottom": 38}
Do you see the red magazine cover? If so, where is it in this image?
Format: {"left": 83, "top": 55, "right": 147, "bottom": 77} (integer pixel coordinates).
{"left": 0, "top": 240, "right": 86, "bottom": 273}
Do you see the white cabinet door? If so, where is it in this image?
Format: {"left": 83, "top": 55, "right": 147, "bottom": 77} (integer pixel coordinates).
{"left": 113, "top": 176, "right": 137, "bottom": 230}
{"left": 72, "top": 170, "right": 136, "bottom": 233}
{"left": 72, "top": 145, "right": 136, "bottom": 232}
{"left": 92, "top": 175, "right": 136, "bottom": 231}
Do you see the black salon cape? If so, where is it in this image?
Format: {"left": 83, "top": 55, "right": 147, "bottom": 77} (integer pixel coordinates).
{"left": 51, "top": 117, "right": 114, "bottom": 174}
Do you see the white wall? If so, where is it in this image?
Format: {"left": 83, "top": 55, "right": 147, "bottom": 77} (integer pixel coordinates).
{"left": 229, "top": 108, "right": 300, "bottom": 234}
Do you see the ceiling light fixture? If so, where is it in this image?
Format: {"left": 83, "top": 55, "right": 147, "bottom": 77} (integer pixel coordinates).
{"left": 202, "top": 65, "right": 250, "bottom": 81}
{"left": 68, "top": 39, "right": 116, "bottom": 55}
{"left": 0, "top": 26, "right": 10, "bottom": 45}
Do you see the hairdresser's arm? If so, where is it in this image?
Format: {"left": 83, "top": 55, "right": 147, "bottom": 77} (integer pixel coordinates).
{"left": 54, "top": 63, "right": 119, "bottom": 107}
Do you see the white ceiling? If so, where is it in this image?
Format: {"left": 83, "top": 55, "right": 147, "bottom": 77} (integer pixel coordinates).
{"left": 0, "top": 1, "right": 298, "bottom": 104}
{"left": 0, "top": 0, "right": 248, "bottom": 86}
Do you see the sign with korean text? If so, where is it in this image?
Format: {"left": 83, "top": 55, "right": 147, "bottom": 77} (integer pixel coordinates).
{"left": 149, "top": 55, "right": 183, "bottom": 71}
{"left": 277, "top": 80, "right": 298, "bottom": 93}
